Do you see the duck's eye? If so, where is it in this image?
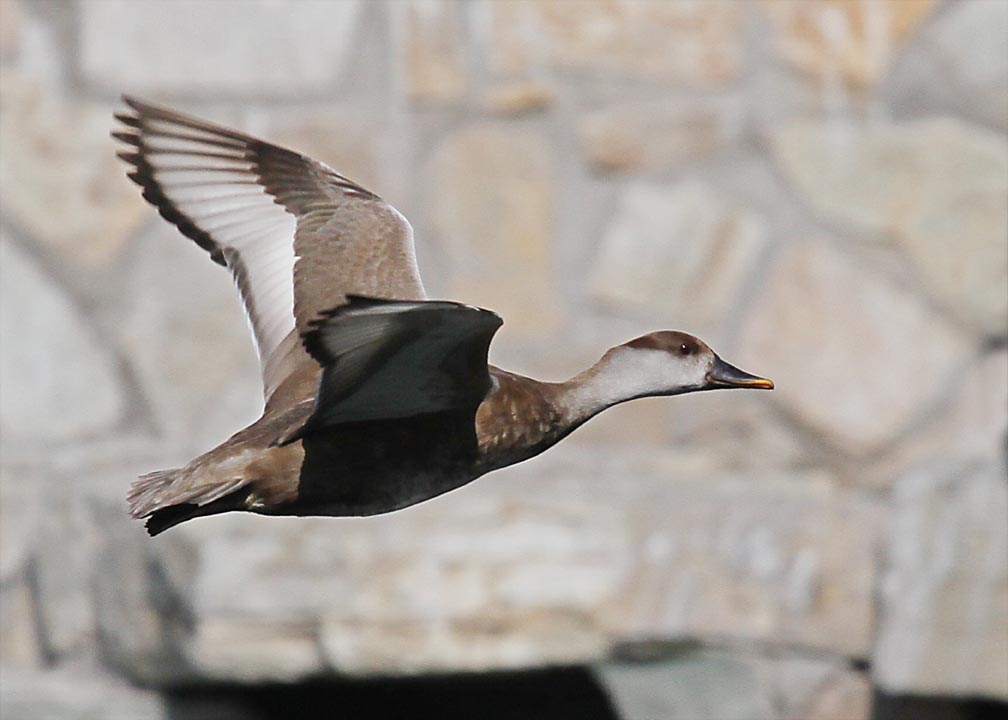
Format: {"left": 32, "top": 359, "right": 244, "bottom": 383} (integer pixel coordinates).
{"left": 679, "top": 343, "right": 692, "bottom": 356}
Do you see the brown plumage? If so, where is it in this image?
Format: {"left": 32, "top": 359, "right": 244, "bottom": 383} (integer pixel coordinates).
{"left": 113, "top": 97, "right": 773, "bottom": 536}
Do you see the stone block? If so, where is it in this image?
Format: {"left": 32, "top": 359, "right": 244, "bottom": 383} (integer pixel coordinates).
{"left": 874, "top": 458, "right": 1008, "bottom": 700}
{"left": 739, "top": 237, "right": 968, "bottom": 455}
{"left": 771, "top": 118, "right": 1008, "bottom": 336}
{"left": 94, "top": 504, "right": 197, "bottom": 684}
{"left": 0, "top": 463, "right": 42, "bottom": 582}
{"left": 579, "top": 99, "right": 744, "bottom": 173}
{"left": 600, "top": 465, "right": 880, "bottom": 659}
{"left": 761, "top": 0, "right": 937, "bottom": 88}
{"left": 79, "top": 0, "right": 362, "bottom": 96}
{"left": 30, "top": 492, "right": 98, "bottom": 661}
{"left": 868, "top": 349, "right": 1008, "bottom": 488}
{"left": 184, "top": 619, "right": 325, "bottom": 683}
{"left": 0, "top": 236, "right": 124, "bottom": 445}
{"left": 658, "top": 391, "right": 812, "bottom": 474}
{"left": 400, "top": 0, "right": 467, "bottom": 105}
{"left": 0, "top": 74, "right": 147, "bottom": 275}
{"left": 0, "top": 667, "right": 164, "bottom": 720}
{"left": 0, "top": 0, "right": 21, "bottom": 61}
{"left": 481, "top": 82, "right": 552, "bottom": 115}
{"left": 803, "top": 670, "right": 873, "bottom": 720}
{"left": 482, "top": 0, "right": 743, "bottom": 86}
{"left": 929, "top": 0, "right": 1008, "bottom": 126}
{"left": 428, "top": 123, "right": 558, "bottom": 339}
{"left": 0, "top": 580, "right": 42, "bottom": 670}
{"left": 114, "top": 223, "right": 263, "bottom": 456}
{"left": 589, "top": 181, "right": 768, "bottom": 333}
{"left": 888, "top": 0, "right": 1008, "bottom": 129}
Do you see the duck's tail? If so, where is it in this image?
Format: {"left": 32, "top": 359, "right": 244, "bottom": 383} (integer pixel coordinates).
{"left": 143, "top": 502, "right": 205, "bottom": 537}
{"left": 130, "top": 468, "right": 198, "bottom": 535}
{"left": 129, "top": 468, "right": 182, "bottom": 520}
{"left": 129, "top": 467, "right": 250, "bottom": 536}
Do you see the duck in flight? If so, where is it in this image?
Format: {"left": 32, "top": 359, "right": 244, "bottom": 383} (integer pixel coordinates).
{"left": 112, "top": 97, "right": 773, "bottom": 536}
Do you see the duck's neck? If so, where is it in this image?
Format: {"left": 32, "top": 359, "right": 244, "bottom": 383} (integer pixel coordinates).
{"left": 554, "top": 347, "right": 665, "bottom": 428}
{"left": 478, "top": 349, "right": 674, "bottom": 472}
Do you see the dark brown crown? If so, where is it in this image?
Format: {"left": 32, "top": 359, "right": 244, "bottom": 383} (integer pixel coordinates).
{"left": 625, "top": 331, "right": 709, "bottom": 358}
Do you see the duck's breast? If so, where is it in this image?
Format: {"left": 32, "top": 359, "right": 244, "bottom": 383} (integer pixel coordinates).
{"left": 474, "top": 369, "right": 565, "bottom": 472}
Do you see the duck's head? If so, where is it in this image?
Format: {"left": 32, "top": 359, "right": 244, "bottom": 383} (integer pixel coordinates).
{"left": 605, "top": 330, "right": 773, "bottom": 398}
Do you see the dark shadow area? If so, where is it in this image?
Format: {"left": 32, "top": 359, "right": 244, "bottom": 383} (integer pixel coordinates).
{"left": 874, "top": 692, "right": 1008, "bottom": 720}
{"left": 164, "top": 665, "right": 620, "bottom": 720}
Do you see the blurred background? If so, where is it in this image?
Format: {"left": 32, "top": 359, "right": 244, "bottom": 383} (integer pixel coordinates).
{"left": 0, "top": 1, "right": 1005, "bottom": 718}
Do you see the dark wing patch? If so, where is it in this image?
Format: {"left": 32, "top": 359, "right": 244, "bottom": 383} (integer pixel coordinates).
{"left": 285, "top": 297, "right": 502, "bottom": 440}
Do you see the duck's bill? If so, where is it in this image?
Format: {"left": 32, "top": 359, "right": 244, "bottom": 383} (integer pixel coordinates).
{"left": 705, "top": 357, "right": 774, "bottom": 390}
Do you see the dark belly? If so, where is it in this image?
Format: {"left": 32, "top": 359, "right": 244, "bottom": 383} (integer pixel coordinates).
{"left": 286, "top": 411, "right": 480, "bottom": 517}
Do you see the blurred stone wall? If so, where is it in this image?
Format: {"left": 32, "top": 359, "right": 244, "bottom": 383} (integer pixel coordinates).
{"left": 1, "top": 1, "right": 1005, "bottom": 719}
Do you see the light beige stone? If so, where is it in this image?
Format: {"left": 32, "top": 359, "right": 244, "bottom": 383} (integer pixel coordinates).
{"left": 900, "top": 146, "right": 1008, "bottom": 337}
{"left": 402, "top": 0, "right": 467, "bottom": 105}
{"left": 429, "top": 123, "right": 557, "bottom": 337}
{"left": 754, "top": 655, "right": 872, "bottom": 720}
{"left": 607, "top": 469, "right": 880, "bottom": 658}
{"left": 740, "top": 238, "right": 969, "bottom": 454}
{"left": 771, "top": 118, "right": 1008, "bottom": 335}
{"left": 928, "top": 0, "right": 1008, "bottom": 128}
{"left": 0, "top": 75, "right": 147, "bottom": 272}
{"left": 482, "top": 82, "right": 552, "bottom": 115}
{"left": 0, "top": 0, "right": 21, "bottom": 61}
{"left": 94, "top": 507, "right": 196, "bottom": 683}
{"left": 803, "top": 670, "right": 873, "bottom": 720}
{"left": 321, "top": 610, "right": 607, "bottom": 676}
{"left": 659, "top": 391, "right": 811, "bottom": 474}
{"left": 874, "top": 458, "right": 1008, "bottom": 699}
{"left": 31, "top": 493, "right": 99, "bottom": 661}
{"left": 929, "top": 350, "right": 1008, "bottom": 460}
{"left": 579, "top": 99, "right": 744, "bottom": 172}
{"left": 115, "top": 224, "right": 262, "bottom": 456}
{"left": 589, "top": 181, "right": 768, "bottom": 332}
{"left": 79, "top": 0, "right": 361, "bottom": 96}
{"left": 483, "top": 0, "right": 742, "bottom": 85}
{"left": 0, "top": 667, "right": 164, "bottom": 720}
{"left": 762, "top": 0, "right": 937, "bottom": 87}
{"left": 868, "top": 349, "right": 1008, "bottom": 488}
{"left": 185, "top": 620, "right": 324, "bottom": 682}
{"left": 0, "top": 580, "right": 42, "bottom": 670}
{"left": 0, "top": 464, "right": 42, "bottom": 582}
{"left": 0, "top": 236, "right": 124, "bottom": 444}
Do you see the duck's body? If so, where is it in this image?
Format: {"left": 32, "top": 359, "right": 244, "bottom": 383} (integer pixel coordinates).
{"left": 134, "top": 367, "right": 558, "bottom": 533}
{"left": 114, "top": 98, "right": 772, "bottom": 536}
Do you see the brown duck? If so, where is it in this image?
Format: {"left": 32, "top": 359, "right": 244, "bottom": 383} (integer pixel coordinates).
{"left": 113, "top": 97, "right": 773, "bottom": 536}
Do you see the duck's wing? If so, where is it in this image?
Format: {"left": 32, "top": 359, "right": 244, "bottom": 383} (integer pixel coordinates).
{"left": 277, "top": 297, "right": 502, "bottom": 443}
{"left": 112, "top": 97, "right": 426, "bottom": 405}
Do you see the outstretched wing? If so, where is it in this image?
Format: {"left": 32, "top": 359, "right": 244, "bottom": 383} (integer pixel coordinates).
{"left": 112, "top": 97, "right": 426, "bottom": 405}
{"left": 280, "top": 297, "right": 502, "bottom": 442}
